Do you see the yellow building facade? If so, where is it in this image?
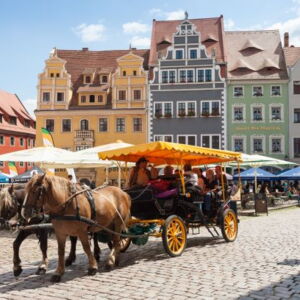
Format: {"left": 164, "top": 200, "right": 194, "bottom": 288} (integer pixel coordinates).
{"left": 35, "top": 48, "right": 149, "bottom": 185}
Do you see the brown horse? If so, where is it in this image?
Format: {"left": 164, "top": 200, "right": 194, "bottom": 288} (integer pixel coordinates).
{"left": 21, "top": 174, "right": 131, "bottom": 282}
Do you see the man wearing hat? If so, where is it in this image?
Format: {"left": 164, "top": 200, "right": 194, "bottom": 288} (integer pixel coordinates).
{"left": 128, "top": 157, "right": 152, "bottom": 188}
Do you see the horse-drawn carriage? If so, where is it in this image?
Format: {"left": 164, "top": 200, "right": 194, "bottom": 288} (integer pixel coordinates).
{"left": 99, "top": 141, "right": 242, "bottom": 257}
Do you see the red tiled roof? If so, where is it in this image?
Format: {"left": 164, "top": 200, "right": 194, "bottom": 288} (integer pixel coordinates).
{"left": 283, "top": 47, "right": 300, "bottom": 67}
{"left": 0, "top": 90, "right": 35, "bottom": 135}
{"left": 149, "top": 16, "right": 226, "bottom": 66}
{"left": 225, "top": 30, "right": 288, "bottom": 80}
{"left": 56, "top": 49, "right": 149, "bottom": 107}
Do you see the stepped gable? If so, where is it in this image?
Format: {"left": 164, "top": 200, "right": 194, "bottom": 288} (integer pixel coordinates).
{"left": 283, "top": 47, "right": 300, "bottom": 67}
{"left": 225, "top": 30, "right": 288, "bottom": 80}
{"left": 56, "top": 49, "right": 149, "bottom": 108}
{"left": 0, "top": 89, "right": 35, "bottom": 135}
{"left": 149, "top": 16, "right": 226, "bottom": 66}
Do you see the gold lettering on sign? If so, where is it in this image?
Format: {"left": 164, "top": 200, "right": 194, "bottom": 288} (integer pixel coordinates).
{"left": 235, "top": 126, "right": 281, "bottom": 131}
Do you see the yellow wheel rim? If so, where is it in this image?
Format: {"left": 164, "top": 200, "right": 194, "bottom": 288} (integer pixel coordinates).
{"left": 166, "top": 218, "right": 186, "bottom": 255}
{"left": 224, "top": 211, "right": 237, "bottom": 241}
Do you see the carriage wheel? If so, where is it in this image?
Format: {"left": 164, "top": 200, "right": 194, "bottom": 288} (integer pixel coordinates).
{"left": 162, "top": 215, "right": 187, "bottom": 257}
{"left": 107, "top": 237, "right": 131, "bottom": 253}
{"left": 221, "top": 209, "right": 238, "bottom": 242}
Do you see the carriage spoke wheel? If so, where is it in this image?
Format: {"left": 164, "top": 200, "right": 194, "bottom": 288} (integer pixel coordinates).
{"left": 221, "top": 209, "right": 238, "bottom": 242}
{"left": 162, "top": 215, "right": 187, "bottom": 257}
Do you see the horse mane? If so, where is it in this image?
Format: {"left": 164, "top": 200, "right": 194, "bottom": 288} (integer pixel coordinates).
{"left": 0, "top": 186, "right": 14, "bottom": 215}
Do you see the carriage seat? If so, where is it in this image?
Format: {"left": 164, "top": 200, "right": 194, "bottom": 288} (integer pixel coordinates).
{"left": 155, "top": 188, "right": 178, "bottom": 199}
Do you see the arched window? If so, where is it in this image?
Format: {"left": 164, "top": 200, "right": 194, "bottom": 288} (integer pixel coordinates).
{"left": 80, "top": 119, "right": 89, "bottom": 130}
{"left": 123, "top": 70, "right": 126, "bottom": 76}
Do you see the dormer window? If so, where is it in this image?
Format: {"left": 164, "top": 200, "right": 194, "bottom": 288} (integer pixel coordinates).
{"left": 180, "top": 25, "right": 186, "bottom": 34}
{"left": 85, "top": 76, "right": 91, "bottom": 84}
{"left": 175, "top": 49, "right": 184, "bottom": 59}
{"left": 0, "top": 115, "right": 2, "bottom": 123}
{"left": 9, "top": 117, "right": 17, "bottom": 125}
{"left": 24, "top": 120, "right": 30, "bottom": 127}
{"left": 123, "top": 71, "right": 126, "bottom": 76}
{"left": 101, "top": 75, "right": 108, "bottom": 83}
{"left": 89, "top": 95, "right": 95, "bottom": 103}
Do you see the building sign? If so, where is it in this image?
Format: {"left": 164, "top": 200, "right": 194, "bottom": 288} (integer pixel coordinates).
{"left": 235, "top": 126, "right": 281, "bottom": 131}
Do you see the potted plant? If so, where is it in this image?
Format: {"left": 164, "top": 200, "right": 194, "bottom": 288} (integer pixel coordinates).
{"left": 211, "top": 110, "right": 220, "bottom": 116}
{"left": 178, "top": 112, "right": 186, "bottom": 117}
{"left": 201, "top": 111, "right": 209, "bottom": 117}
{"left": 164, "top": 112, "right": 172, "bottom": 118}
{"left": 187, "top": 111, "right": 195, "bottom": 117}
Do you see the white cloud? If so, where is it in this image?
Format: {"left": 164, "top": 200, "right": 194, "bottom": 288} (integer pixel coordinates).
{"left": 165, "top": 10, "right": 185, "bottom": 20}
{"left": 73, "top": 23, "right": 105, "bottom": 43}
{"left": 22, "top": 98, "right": 36, "bottom": 119}
{"left": 224, "top": 18, "right": 235, "bottom": 30}
{"left": 149, "top": 8, "right": 162, "bottom": 15}
{"left": 123, "top": 22, "right": 150, "bottom": 35}
{"left": 130, "top": 36, "right": 151, "bottom": 48}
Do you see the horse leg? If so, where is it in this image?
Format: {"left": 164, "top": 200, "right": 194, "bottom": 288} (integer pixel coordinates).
{"left": 36, "top": 229, "right": 49, "bottom": 275}
{"left": 65, "top": 236, "right": 77, "bottom": 266}
{"left": 51, "top": 232, "right": 67, "bottom": 283}
{"left": 78, "top": 232, "right": 98, "bottom": 275}
{"left": 13, "top": 230, "right": 32, "bottom": 277}
{"left": 105, "top": 222, "right": 121, "bottom": 271}
{"left": 93, "top": 233, "right": 101, "bottom": 262}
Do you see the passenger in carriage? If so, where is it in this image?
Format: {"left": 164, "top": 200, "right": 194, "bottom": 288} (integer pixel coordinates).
{"left": 203, "top": 169, "right": 218, "bottom": 216}
{"left": 192, "top": 168, "right": 208, "bottom": 192}
{"left": 184, "top": 164, "right": 198, "bottom": 186}
{"left": 128, "top": 157, "right": 152, "bottom": 188}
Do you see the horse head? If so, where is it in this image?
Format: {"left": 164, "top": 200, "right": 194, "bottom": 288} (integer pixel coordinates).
{"left": 21, "top": 174, "right": 47, "bottom": 221}
{"left": 0, "top": 184, "right": 19, "bottom": 222}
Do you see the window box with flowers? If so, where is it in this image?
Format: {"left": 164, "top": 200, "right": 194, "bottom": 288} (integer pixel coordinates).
{"left": 164, "top": 112, "right": 172, "bottom": 118}
{"left": 155, "top": 113, "right": 162, "bottom": 119}
{"left": 201, "top": 112, "right": 210, "bottom": 117}
{"left": 187, "top": 111, "right": 195, "bottom": 117}
{"left": 211, "top": 110, "right": 220, "bottom": 116}
{"left": 178, "top": 112, "right": 186, "bottom": 117}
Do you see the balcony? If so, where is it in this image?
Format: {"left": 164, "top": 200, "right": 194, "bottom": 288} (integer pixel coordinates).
{"left": 74, "top": 130, "right": 94, "bottom": 147}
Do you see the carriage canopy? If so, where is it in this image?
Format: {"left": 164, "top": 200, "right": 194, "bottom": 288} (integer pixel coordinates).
{"left": 98, "top": 141, "right": 241, "bottom": 166}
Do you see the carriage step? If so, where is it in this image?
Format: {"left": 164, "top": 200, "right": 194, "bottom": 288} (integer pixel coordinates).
{"left": 188, "top": 223, "right": 201, "bottom": 235}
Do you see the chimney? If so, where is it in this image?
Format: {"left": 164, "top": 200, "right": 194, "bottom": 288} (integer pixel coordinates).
{"left": 284, "top": 32, "right": 289, "bottom": 48}
{"left": 82, "top": 47, "right": 89, "bottom": 51}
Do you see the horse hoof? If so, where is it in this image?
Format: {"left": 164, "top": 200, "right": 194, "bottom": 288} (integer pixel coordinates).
{"left": 65, "top": 257, "right": 75, "bottom": 267}
{"left": 104, "top": 264, "right": 113, "bottom": 272}
{"left": 36, "top": 267, "right": 46, "bottom": 275}
{"left": 87, "top": 268, "right": 97, "bottom": 276}
{"left": 13, "top": 267, "right": 23, "bottom": 277}
{"left": 50, "top": 274, "right": 61, "bottom": 283}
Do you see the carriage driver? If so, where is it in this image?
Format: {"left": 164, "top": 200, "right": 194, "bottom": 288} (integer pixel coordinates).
{"left": 128, "top": 157, "right": 157, "bottom": 188}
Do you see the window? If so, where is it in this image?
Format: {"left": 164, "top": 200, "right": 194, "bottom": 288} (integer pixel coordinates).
{"left": 89, "top": 95, "right": 95, "bottom": 103}
{"left": 154, "top": 103, "right": 163, "bottom": 118}
{"left": 116, "top": 118, "right": 125, "bottom": 132}
{"left": 28, "top": 139, "right": 31, "bottom": 147}
{"left": 233, "top": 87, "right": 243, "bottom": 97}
{"left": 81, "top": 96, "right": 86, "bottom": 103}
{"left": 233, "top": 138, "right": 244, "bottom": 152}
{"left": 179, "top": 70, "right": 186, "bottom": 83}
{"left": 169, "top": 71, "right": 176, "bottom": 83}
{"left": 187, "top": 70, "right": 194, "bottom": 82}
{"left": 10, "top": 137, "right": 15, "bottom": 146}
{"left": 133, "top": 90, "right": 141, "bottom": 100}
{"left": 252, "top": 107, "right": 263, "bottom": 121}
{"left": 253, "top": 138, "right": 263, "bottom": 152}
{"left": 98, "top": 95, "right": 103, "bottom": 103}
{"left": 294, "top": 138, "right": 300, "bottom": 157}
{"left": 0, "top": 115, "right": 2, "bottom": 123}
{"left": 178, "top": 135, "right": 196, "bottom": 146}
{"left": 294, "top": 109, "right": 300, "bottom": 123}
{"left": 19, "top": 162, "right": 24, "bottom": 167}
{"left": 85, "top": 76, "right": 91, "bottom": 84}
{"left": 175, "top": 49, "right": 184, "bottom": 59}
{"left": 271, "top": 107, "right": 281, "bottom": 121}
{"left": 46, "top": 119, "right": 54, "bottom": 132}
{"left": 190, "top": 49, "right": 197, "bottom": 59}
{"left": 102, "top": 75, "right": 108, "bottom": 83}
{"left": 99, "top": 118, "right": 108, "bottom": 132}
{"left": 201, "top": 101, "right": 220, "bottom": 116}
{"left": 197, "top": 69, "right": 212, "bottom": 82}
{"left": 118, "top": 90, "right": 126, "bottom": 101}
{"left": 205, "top": 70, "right": 212, "bottom": 82}
{"left": 133, "top": 70, "right": 137, "bottom": 76}
{"left": 177, "top": 101, "right": 196, "bottom": 117}
{"left": 42, "top": 92, "right": 50, "bottom": 102}
{"left": 133, "top": 118, "right": 142, "bottom": 132}
{"left": 271, "top": 86, "right": 281, "bottom": 96}
{"left": 0, "top": 136, "right": 4, "bottom": 145}
{"left": 271, "top": 138, "right": 282, "bottom": 153}
{"left": 56, "top": 92, "right": 64, "bottom": 102}
{"left": 80, "top": 119, "right": 89, "bottom": 130}
{"left": 62, "top": 119, "right": 71, "bottom": 132}
{"left": 233, "top": 107, "right": 244, "bottom": 121}
{"left": 10, "top": 117, "right": 17, "bottom": 125}
{"left": 162, "top": 71, "right": 168, "bottom": 83}
{"left": 154, "top": 135, "right": 173, "bottom": 142}
{"left": 24, "top": 120, "right": 30, "bottom": 127}
{"left": 20, "top": 138, "right": 24, "bottom": 146}
{"left": 56, "top": 73, "right": 60, "bottom": 78}
{"left": 201, "top": 135, "right": 220, "bottom": 149}
{"left": 122, "top": 71, "right": 126, "bottom": 76}
{"left": 154, "top": 102, "right": 173, "bottom": 118}
{"left": 253, "top": 86, "right": 263, "bottom": 96}
{"left": 294, "top": 81, "right": 300, "bottom": 94}
{"left": 50, "top": 73, "right": 54, "bottom": 78}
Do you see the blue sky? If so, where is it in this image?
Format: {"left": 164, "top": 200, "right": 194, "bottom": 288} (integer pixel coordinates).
{"left": 1, "top": 0, "right": 300, "bottom": 117}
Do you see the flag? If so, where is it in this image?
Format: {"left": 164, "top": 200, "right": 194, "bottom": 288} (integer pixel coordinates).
{"left": 8, "top": 162, "right": 18, "bottom": 177}
{"left": 41, "top": 128, "right": 54, "bottom": 147}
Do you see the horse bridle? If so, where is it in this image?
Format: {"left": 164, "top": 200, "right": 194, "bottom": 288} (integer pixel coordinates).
{"left": 22, "top": 184, "right": 46, "bottom": 217}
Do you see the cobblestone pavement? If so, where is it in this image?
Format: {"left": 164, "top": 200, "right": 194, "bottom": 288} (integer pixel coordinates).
{"left": 0, "top": 208, "right": 300, "bottom": 300}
